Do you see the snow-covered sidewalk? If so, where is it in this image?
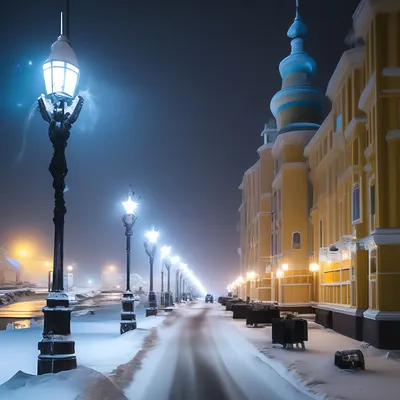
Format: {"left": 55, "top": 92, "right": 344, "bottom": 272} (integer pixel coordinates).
{"left": 223, "top": 309, "right": 400, "bottom": 400}
{"left": 0, "top": 305, "right": 167, "bottom": 386}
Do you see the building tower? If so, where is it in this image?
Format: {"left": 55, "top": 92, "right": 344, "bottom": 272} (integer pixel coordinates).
{"left": 269, "top": 3, "right": 328, "bottom": 308}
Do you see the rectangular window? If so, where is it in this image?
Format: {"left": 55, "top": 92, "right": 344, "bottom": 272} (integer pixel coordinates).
{"left": 352, "top": 184, "right": 361, "bottom": 222}
{"left": 370, "top": 184, "right": 375, "bottom": 216}
{"left": 369, "top": 248, "right": 377, "bottom": 274}
{"left": 335, "top": 114, "right": 343, "bottom": 132}
{"left": 319, "top": 220, "right": 323, "bottom": 248}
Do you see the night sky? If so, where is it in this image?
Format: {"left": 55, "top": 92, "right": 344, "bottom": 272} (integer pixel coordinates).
{"left": 0, "top": 0, "right": 359, "bottom": 292}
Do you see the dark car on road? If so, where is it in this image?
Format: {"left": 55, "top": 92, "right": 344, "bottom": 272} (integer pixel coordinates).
{"left": 205, "top": 294, "right": 214, "bottom": 303}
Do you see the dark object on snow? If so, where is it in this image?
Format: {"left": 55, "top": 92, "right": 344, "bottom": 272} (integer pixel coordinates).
{"left": 272, "top": 318, "right": 308, "bottom": 349}
{"left": 218, "top": 296, "right": 232, "bottom": 306}
{"left": 246, "top": 308, "right": 280, "bottom": 326}
{"left": 334, "top": 349, "right": 365, "bottom": 370}
{"left": 226, "top": 298, "right": 245, "bottom": 311}
{"left": 89, "top": 310, "right": 95, "bottom": 315}
{"left": 205, "top": 294, "right": 214, "bottom": 303}
{"left": 232, "top": 303, "right": 252, "bottom": 319}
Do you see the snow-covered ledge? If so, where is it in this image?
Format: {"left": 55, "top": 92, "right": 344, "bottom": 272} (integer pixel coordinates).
{"left": 314, "top": 303, "right": 364, "bottom": 316}
{"left": 364, "top": 310, "right": 400, "bottom": 321}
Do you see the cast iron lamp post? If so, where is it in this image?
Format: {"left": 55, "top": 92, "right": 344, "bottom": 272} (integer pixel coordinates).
{"left": 120, "top": 187, "right": 139, "bottom": 334}
{"left": 180, "top": 263, "right": 188, "bottom": 302}
{"left": 37, "top": 11, "right": 84, "bottom": 376}
{"left": 161, "top": 246, "right": 172, "bottom": 307}
{"left": 144, "top": 229, "right": 159, "bottom": 317}
{"left": 172, "top": 256, "right": 180, "bottom": 303}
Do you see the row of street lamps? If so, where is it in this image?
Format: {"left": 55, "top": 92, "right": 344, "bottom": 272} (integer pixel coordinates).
{"left": 35, "top": 8, "right": 206, "bottom": 375}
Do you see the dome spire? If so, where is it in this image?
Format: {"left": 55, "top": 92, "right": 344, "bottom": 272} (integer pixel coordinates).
{"left": 287, "top": 0, "right": 307, "bottom": 41}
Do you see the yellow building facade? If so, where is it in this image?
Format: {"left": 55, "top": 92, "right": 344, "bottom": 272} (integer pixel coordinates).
{"left": 236, "top": 0, "right": 400, "bottom": 349}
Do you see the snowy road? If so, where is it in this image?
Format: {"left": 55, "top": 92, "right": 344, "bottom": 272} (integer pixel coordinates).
{"left": 128, "top": 303, "right": 312, "bottom": 400}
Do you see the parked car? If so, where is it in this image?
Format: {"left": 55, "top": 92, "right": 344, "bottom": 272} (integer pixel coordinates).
{"left": 205, "top": 294, "right": 214, "bottom": 303}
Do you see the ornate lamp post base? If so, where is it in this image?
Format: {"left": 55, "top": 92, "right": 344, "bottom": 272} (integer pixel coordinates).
{"left": 146, "top": 291, "right": 157, "bottom": 317}
{"left": 120, "top": 292, "right": 136, "bottom": 334}
{"left": 37, "top": 292, "right": 76, "bottom": 375}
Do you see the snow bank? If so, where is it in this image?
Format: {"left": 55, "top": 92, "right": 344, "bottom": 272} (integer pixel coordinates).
{"left": 0, "top": 366, "right": 127, "bottom": 400}
{"left": 224, "top": 310, "right": 400, "bottom": 400}
{"left": 0, "top": 308, "right": 167, "bottom": 385}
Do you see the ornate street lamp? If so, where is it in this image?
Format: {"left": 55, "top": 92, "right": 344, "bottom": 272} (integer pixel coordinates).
{"left": 161, "top": 246, "right": 172, "bottom": 307}
{"left": 120, "top": 187, "right": 139, "bottom": 334}
{"left": 171, "top": 256, "right": 180, "bottom": 302}
{"left": 144, "top": 229, "right": 159, "bottom": 316}
{"left": 37, "top": 9, "right": 84, "bottom": 376}
{"left": 180, "top": 263, "right": 188, "bottom": 302}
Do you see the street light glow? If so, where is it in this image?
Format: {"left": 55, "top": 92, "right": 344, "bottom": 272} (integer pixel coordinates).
{"left": 145, "top": 229, "right": 159, "bottom": 244}
{"left": 309, "top": 263, "right": 319, "bottom": 272}
{"left": 122, "top": 195, "right": 138, "bottom": 215}
{"left": 67, "top": 265, "right": 73, "bottom": 272}
{"left": 246, "top": 271, "right": 256, "bottom": 281}
{"left": 282, "top": 263, "right": 289, "bottom": 271}
{"left": 171, "top": 256, "right": 180, "bottom": 264}
{"left": 276, "top": 269, "right": 284, "bottom": 279}
{"left": 161, "top": 246, "right": 172, "bottom": 257}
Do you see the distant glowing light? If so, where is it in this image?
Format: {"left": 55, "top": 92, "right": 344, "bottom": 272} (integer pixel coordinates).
{"left": 246, "top": 271, "right": 256, "bottom": 281}
{"left": 117, "top": 285, "right": 120, "bottom": 289}
{"left": 108, "top": 265, "right": 116, "bottom": 272}
{"left": 28, "top": 60, "right": 32, "bottom": 66}
{"left": 45, "top": 262, "right": 51, "bottom": 267}
{"left": 161, "top": 246, "right": 172, "bottom": 258}
{"left": 171, "top": 256, "right": 180, "bottom": 265}
{"left": 282, "top": 263, "right": 289, "bottom": 271}
{"left": 309, "top": 263, "right": 319, "bottom": 272}
{"left": 276, "top": 269, "right": 284, "bottom": 279}
{"left": 19, "top": 250, "right": 28, "bottom": 257}
{"left": 145, "top": 229, "right": 159, "bottom": 244}
{"left": 67, "top": 265, "right": 73, "bottom": 272}
{"left": 88, "top": 280, "right": 92, "bottom": 285}
{"left": 122, "top": 196, "right": 138, "bottom": 215}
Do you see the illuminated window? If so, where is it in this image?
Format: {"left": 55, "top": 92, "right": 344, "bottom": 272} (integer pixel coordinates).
{"left": 352, "top": 184, "right": 361, "bottom": 222}
{"left": 292, "top": 232, "right": 301, "bottom": 249}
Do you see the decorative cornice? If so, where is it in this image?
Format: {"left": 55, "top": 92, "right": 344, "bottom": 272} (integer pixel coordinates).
{"left": 326, "top": 47, "right": 365, "bottom": 100}
{"left": 272, "top": 129, "right": 317, "bottom": 158}
{"left": 358, "top": 72, "right": 376, "bottom": 112}
{"left": 304, "top": 112, "right": 332, "bottom": 156}
{"left": 364, "top": 310, "right": 400, "bottom": 321}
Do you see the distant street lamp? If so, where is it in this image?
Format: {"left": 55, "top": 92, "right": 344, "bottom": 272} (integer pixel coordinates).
{"left": 37, "top": 8, "right": 84, "bottom": 376}
{"left": 180, "top": 263, "right": 188, "bottom": 302}
{"left": 161, "top": 246, "right": 172, "bottom": 307}
{"left": 67, "top": 265, "right": 73, "bottom": 291}
{"left": 172, "top": 257, "right": 180, "bottom": 302}
{"left": 121, "top": 187, "right": 139, "bottom": 334}
{"left": 144, "top": 229, "right": 159, "bottom": 317}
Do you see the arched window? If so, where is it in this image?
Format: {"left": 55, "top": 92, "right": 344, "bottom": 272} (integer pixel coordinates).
{"left": 292, "top": 232, "right": 301, "bottom": 249}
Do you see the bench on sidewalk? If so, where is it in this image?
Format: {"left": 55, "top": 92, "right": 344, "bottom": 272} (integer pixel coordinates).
{"left": 272, "top": 317, "right": 308, "bottom": 349}
{"left": 226, "top": 298, "right": 245, "bottom": 311}
{"left": 246, "top": 307, "right": 280, "bottom": 327}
